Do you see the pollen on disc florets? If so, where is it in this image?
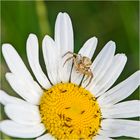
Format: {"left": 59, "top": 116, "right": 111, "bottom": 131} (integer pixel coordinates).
{"left": 39, "top": 83, "right": 101, "bottom": 140}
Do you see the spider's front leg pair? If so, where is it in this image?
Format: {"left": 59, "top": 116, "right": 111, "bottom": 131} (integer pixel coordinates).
{"left": 62, "top": 51, "right": 79, "bottom": 67}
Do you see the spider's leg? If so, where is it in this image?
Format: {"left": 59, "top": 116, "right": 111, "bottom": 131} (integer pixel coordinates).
{"left": 62, "top": 51, "right": 77, "bottom": 58}
{"left": 87, "top": 72, "right": 93, "bottom": 86}
{"left": 82, "top": 68, "right": 90, "bottom": 82}
{"left": 85, "top": 70, "right": 93, "bottom": 87}
{"left": 83, "top": 74, "right": 90, "bottom": 82}
{"left": 63, "top": 56, "right": 74, "bottom": 67}
{"left": 73, "top": 56, "right": 79, "bottom": 72}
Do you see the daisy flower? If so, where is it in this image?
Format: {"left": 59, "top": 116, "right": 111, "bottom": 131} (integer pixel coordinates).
{"left": 0, "top": 12, "right": 140, "bottom": 140}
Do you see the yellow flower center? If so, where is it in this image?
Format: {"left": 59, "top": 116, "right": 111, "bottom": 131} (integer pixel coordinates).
{"left": 39, "top": 83, "right": 101, "bottom": 140}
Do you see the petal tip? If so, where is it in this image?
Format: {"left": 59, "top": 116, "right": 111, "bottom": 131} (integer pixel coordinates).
{"left": 92, "top": 36, "right": 98, "bottom": 43}
{"left": 108, "top": 40, "right": 116, "bottom": 47}
{"left": 43, "top": 35, "right": 54, "bottom": 45}
{"left": 120, "top": 53, "right": 127, "bottom": 59}
{"left": 56, "top": 12, "right": 63, "bottom": 19}
{"left": 27, "top": 34, "right": 37, "bottom": 42}
{"left": 2, "top": 43, "right": 12, "bottom": 52}
{"left": 28, "top": 33, "right": 37, "bottom": 39}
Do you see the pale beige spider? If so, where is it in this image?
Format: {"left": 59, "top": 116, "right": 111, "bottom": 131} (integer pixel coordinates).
{"left": 63, "top": 51, "right": 93, "bottom": 86}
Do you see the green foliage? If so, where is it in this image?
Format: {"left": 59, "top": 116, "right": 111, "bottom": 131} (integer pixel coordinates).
{"left": 0, "top": 1, "right": 139, "bottom": 140}
{"left": 1, "top": 1, "right": 40, "bottom": 54}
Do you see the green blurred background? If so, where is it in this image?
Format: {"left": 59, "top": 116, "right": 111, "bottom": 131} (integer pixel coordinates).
{"left": 0, "top": 1, "right": 139, "bottom": 140}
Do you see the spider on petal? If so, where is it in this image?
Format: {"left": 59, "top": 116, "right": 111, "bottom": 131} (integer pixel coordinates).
{"left": 63, "top": 51, "right": 93, "bottom": 86}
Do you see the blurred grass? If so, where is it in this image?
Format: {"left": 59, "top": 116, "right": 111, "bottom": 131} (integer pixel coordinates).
{"left": 0, "top": 1, "right": 139, "bottom": 140}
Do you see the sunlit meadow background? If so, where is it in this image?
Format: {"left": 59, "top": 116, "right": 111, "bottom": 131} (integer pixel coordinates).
{"left": 0, "top": 1, "right": 139, "bottom": 140}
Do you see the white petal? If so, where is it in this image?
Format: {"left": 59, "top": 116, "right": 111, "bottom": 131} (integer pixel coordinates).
{"left": 90, "top": 54, "right": 127, "bottom": 97}
{"left": 84, "top": 41, "right": 116, "bottom": 88}
{"left": 71, "top": 37, "right": 98, "bottom": 85}
{"left": 55, "top": 12, "right": 74, "bottom": 82}
{"left": 5, "top": 102, "right": 41, "bottom": 125}
{"left": 36, "top": 134, "right": 55, "bottom": 140}
{"left": 79, "top": 37, "right": 98, "bottom": 59}
{"left": 0, "top": 90, "right": 25, "bottom": 105}
{"left": 94, "top": 135, "right": 114, "bottom": 140}
{"left": 2, "top": 44, "right": 33, "bottom": 81}
{"left": 6, "top": 73, "right": 42, "bottom": 105}
{"left": 42, "top": 35, "right": 60, "bottom": 85}
{"left": 98, "top": 71, "right": 140, "bottom": 106}
{"left": 102, "top": 100, "right": 140, "bottom": 118}
{"left": 26, "top": 34, "right": 51, "bottom": 89}
{"left": 2, "top": 43, "right": 42, "bottom": 93}
{"left": 99, "top": 119, "right": 140, "bottom": 138}
{"left": 91, "top": 41, "right": 116, "bottom": 76}
{"left": 0, "top": 120, "right": 45, "bottom": 138}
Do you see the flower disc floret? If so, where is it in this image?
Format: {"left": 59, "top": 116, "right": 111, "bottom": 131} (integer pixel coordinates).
{"left": 40, "top": 83, "right": 101, "bottom": 139}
